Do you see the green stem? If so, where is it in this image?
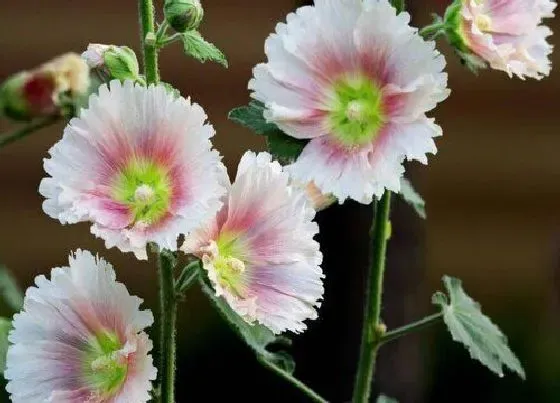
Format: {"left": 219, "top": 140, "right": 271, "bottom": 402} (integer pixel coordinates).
{"left": 258, "top": 356, "right": 328, "bottom": 403}
{"left": 352, "top": 191, "right": 392, "bottom": 403}
{"left": 419, "top": 21, "right": 447, "bottom": 40}
{"left": 379, "top": 312, "right": 443, "bottom": 346}
{"left": 139, "top": 0, "right": 159, "bottom": 84}
{"left": 174, "top": 261, "right": 200, "bottom": 294}
{"left": 0, "top": 115, "right": 59, "bottom": 149}
{"left": 158, "top": 251, "right": 177, "bottom": 403}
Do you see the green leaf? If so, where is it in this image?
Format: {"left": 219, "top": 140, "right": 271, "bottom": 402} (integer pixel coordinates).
{"left": 0, "top": 317, "right": 10, "bottom": 374}
{"left": 390, "top": 0, "right": 405, "bottom": 13}
{"left": 199, "top": 275, "right": 295, "bottom": 373}
{"left": 182, "top": 31, "right": 228, "bottom": 67}
{"left": 228, "top": 102, "right": 278, "bottom": 135}
{"left": 433, "top": 276, "right": 526, "bottom": 379}
{"left": 399, "top": 177, "right": 426, "bottom": 219}
{"left": 229, "top": 101, "right": 307, "bottom": 163}
{"left": 377, "top": 395, "right": 398, "bottom": 403}
{"left": 0, "top": 266, "right": 23, "bottom": 312}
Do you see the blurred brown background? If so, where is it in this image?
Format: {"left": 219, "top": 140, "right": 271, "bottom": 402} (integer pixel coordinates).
{"left": 0, "top": 0, "right": 559, "bottom": 402}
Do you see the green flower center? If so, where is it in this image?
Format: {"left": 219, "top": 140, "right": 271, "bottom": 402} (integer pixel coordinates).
{"left": 328, "top": 76, "right": 386, "bottom": 147}
{"left": 83, "top": 330, "right": 128, "bottom": 397}
{"left": 209, "top": 233, "right": 247, "bottom": 297}
{"left": 111, "top": 158, "right": 172, "bottom": 226}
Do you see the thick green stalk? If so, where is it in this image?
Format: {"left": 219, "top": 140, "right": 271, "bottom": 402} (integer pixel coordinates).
{"left": 379, "top": 312, "right": 443, "bottom": 346}
{"left": 0, "top": 115, "right": 59, "bottom": 149}
{"left": 139, "top": 0, "right": 159, "bottom": 84}
{"left": 158, "top": 251, "right": 177, "bottom": 403}
{"left": 352, "top": 191, "right": 392, "bottom": 403}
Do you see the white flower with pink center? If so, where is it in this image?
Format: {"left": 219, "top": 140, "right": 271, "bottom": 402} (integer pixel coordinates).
{"left": 183, "top": 151, "right": 324, "bottom": 334}
{"left": 5, "top": 250, "right": 156, "bottom": 403}
{"left": 460, "top": 0, "right": 556, "bottom": 79}
{"left": 249, "top": 0, "right": 449, "bottom": 204}
{"left": 40, "top": 80, "right": 226, "bottom": 259}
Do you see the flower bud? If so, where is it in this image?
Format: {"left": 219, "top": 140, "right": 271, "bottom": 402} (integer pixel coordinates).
{"left": 0, "top": 53, "right": 90, "bottom": 121}
{"left": 164, "top": 0, "right": 204, "bottom": 33}
{"left": 82, "top": 44, "right": 140, "bottom": 82}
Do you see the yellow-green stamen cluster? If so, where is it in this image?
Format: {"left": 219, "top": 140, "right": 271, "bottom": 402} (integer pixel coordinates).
{"left": 210, "top": 233, "right": 247, "bottom": 297}
{"left": 83, "top": 330, "right": 128, "bottom": 397}
{"left": 328, "top": 75, "right": 385, "bottom": 147}
{"left": 111, "top": 158, "right": 172, "bottom": 226}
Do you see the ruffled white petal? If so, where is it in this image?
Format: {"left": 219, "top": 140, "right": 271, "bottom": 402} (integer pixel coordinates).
{"left": 40, "top": 80, "right": 226, "bottom": 259}
{"left": 184, "top": 152, "right": 324, "bottom": 334}
{"left": 5, "top": 250, "right": 156, "bottom": 403}
{"left": 250, "top": 0, "right": 449, "bottom": 203}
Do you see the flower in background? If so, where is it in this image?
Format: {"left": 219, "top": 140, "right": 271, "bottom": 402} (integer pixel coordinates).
{"left": 451, "top": 0, "right": 556, "bottom": 79}
{"left": 249, "top": 0, "right": 449, "bottom": 204}
{"left": 5, "top": 250, "right": 156, "bottom": 402}
{"left": 40, "top": 80, "right": 226, "bottom": 259}
{"left": 0, "top": 53, "right": 90, "bottom": 121}
{"left": 183, "top": 151, "right": 324, "bottom": 334}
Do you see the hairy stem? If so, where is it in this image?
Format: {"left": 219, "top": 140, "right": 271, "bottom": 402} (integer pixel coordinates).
{"left": 0, "top": 115, "right": 59, "bottom": 149}
{"left": 258, "top": 356, "right": 328, "bottom": 403}
{"left": 352, "top": 191, "right": 392, "bottom": 403}
{"left": 158, "top": 251, "right": 177, "bottom": 403}
{"left": 379, "top": 312, "right": 443, "bottom": 346}
{"left": 139, "top": 0, "right": 159, "bottom": 84}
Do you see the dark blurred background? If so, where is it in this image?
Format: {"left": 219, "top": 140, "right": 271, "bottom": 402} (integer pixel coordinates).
{"left": 0, "top": 0, "right": 559, "bottom": 402}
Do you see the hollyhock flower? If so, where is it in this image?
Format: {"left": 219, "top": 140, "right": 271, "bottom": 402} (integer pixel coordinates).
{"left": 4, "top": 250, "right": 156, "bottom": 402}
{"left": 455, "top": 0, "right": 556, "bottom": 79}
{"left": 183, "top": 151, "right": 324, "bottom": 334}
{"left": 40, "top": 80, "right": 226, "bottom": 259}
{"left": 249, "top": 0, "right": 449, "bottom": 204}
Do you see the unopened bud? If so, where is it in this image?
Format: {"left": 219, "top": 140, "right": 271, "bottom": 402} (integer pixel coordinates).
{"left": 164, "top": 0, "right": 204, "bottom": 33}
{"left": 82, "top": 44, "right": 139, "bottom": 82}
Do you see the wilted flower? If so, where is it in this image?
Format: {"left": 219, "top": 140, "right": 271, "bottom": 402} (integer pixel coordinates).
{"left": 40, "top": 80, "right": 226, "bottom": 259}
{"left": 0, "top": 53, "right": 90, "bottom": 121}
{"left": 5, "top": 250, "right": 156, "bottom": 402}
{"left": 183, "top": 151, "right": 324, "bottom": 334}
{"left": 451, "top": 0, "right": 556, "bottom": 79}
{"left": 249, "top": 0, "right": 449, "bottom": 204}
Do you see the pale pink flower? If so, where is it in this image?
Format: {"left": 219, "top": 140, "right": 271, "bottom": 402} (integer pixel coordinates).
{"left": 460, "top": 0, "right": 556, "bottom": 79}
{"left": 249, "top": 0, "right": 449, "bottom": 204}
{"left": 183, "top": 151, "right": 324, "bottom": 334}
{"left": 5, "top": 250, "right": 156, "bottom": 402}
{"left": 40, "top": 80, "right": 226, "bottom": 259}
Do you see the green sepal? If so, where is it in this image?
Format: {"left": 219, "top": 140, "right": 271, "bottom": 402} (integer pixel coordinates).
{"left": 103, "top": 46, "right": 140, "bottom": 82}
{"left": 229, "top": 101, "right": 308, "bottom": 164}
{"left": 390, "top": 0, "right": 405, "bottom": 14}
{"left": 433, "top": 276, "right": 526, "bottom": 379}
{"left": 199, "top": 273, "right": 296, "bottom": 374}
{"left": 398, "top": 177, "right": 426, "bottom": 219}
{"left": 182, "top": 31, "right": 228, "bottom": 67}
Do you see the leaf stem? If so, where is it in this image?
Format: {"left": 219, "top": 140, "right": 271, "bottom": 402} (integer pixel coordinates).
{"left": 139, "top": 0, "right": 159, "bottom": 84}
{"left": 257, "top": 355, "right": 328, "bottom": 403}
{"left": 419, "top": 21, "right": 447, "bottom": 40}
{"left": 379, "top": 312, "right": 443, "bottom": 346}
{"left": 174, "top": 261, "right": 200, "bottom": 294}
{"left": 0, "top": 115, "right": 59, "bottom": 149}
{"left": 352, "top": 191, "right": 392, "bottom": 403}
{"left": 157, "top": 250, "right": 177, "bottom": 403}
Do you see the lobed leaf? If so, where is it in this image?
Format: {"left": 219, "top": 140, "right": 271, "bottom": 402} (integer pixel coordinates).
{"left": 0, "top": 317, "right": 10, "bottom": 374}
{"left": 390, "top": 0, "right": 406, "bottom": 13}
{"left": 182, "top": 31, "right": 228, "bottom": 67}
{"left": 433, "top": 276, "right": 525, "bottom": 379}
